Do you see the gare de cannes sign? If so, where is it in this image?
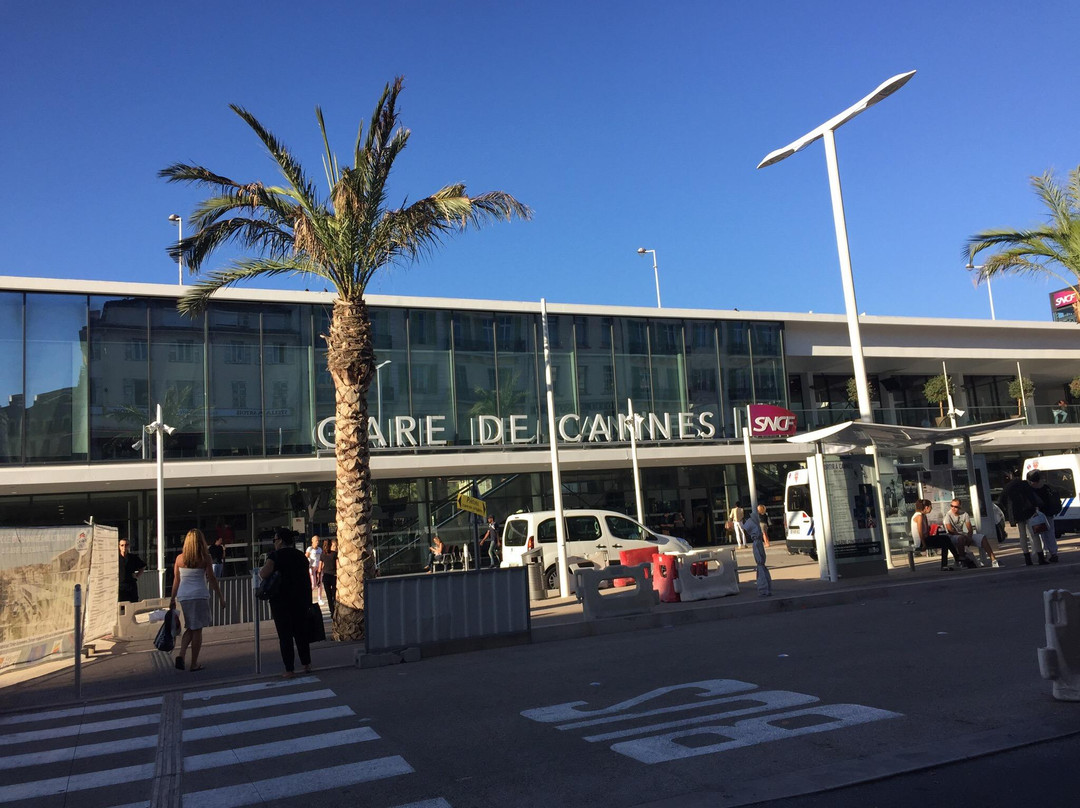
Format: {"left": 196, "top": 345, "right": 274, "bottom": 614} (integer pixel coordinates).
{"left": 315, "top": 409, "right": 719, "bottom": 450}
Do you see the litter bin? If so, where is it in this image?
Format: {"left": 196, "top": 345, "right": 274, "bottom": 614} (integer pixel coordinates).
{"left": 522, "top": 548, "right": 547, "bottom": 601}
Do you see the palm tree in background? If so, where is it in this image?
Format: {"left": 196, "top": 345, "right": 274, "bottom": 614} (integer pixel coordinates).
{"left": 161, "top": 77, "right": 531, "bottom": 640}
{"left": 966, "top": 166, "right": 1080, "bottom": 321}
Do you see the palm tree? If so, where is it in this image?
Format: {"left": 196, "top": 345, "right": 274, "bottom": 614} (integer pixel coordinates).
{"left": 966, "top": 166, "right": 1080, "bottom": 321}
{"left": 160, "top": 78, "right": 531, "bottom": 640}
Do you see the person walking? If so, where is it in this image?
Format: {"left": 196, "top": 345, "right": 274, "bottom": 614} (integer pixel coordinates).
{"left": 170, "top": 528, "right": 224, "bottom": 671}
{"left": 305, "top": 535, "right": 323, "bottom": 602}
{"left": 480, "top": 515, "right": 500, "bottom": 568}
{"left": 756, "top": 504, "right": 772, "bottom": 548}
{"left": 743, "top": 507, "right": 772, "bottom": 597}
{"left": 260, "top": 526, "right": 313, "bottom": 678}
{"left": 1001, "top": 469, "right": 1043, "bottom": 565}
{"left": 1028, "top": 470, "right": 1061, "bottom": 563}
{"left": 320, "top": 538, "right": 338, "bottom": 616}
{"left": 728, "top": 502, "right": 747, "bottom": 549}
{"left": 209, "top": 534, "right": 225, "bottom": 580}
{"left": 118, "top": 538, "right": 147, "bottom": 603}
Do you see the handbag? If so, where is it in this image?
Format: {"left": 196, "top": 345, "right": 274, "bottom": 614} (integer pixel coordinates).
{"left": 256, "top": 571, "right": 282, "bottom": 601}
{"left": 305, "top": 602, "right": 327, "bottom": 643}
{"left": 1029, "top": 511, "right": 1049, "bottom": 534}
{"left": 153, "top": 609, "right": 177, "bottom": 652}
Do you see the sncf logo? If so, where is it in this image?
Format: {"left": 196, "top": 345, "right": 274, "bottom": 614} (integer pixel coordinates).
{"left": 747, "top": 404, "right": 798, "bottom": 437}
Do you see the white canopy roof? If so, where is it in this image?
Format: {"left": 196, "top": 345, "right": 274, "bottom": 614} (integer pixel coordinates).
{"left": 786, "top": 418, "right": 1025, "bottom": 455}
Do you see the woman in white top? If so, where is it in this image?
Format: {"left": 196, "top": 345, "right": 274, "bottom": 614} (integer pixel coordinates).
{"left": 170, "top": 528, "right": 224, "bottom": 671}
{"left": 306, "top": 535, "right": 323, "bottom": 600}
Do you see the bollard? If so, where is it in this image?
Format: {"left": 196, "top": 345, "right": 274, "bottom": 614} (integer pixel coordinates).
{"left": 1038, "top": 588, "right": 1080, "bottom": 701}
{"left": 251, "top": 569, "right": 262, "bottom": 674}
{"left": 73, "top": 584, "right": 83, "bottom": 699}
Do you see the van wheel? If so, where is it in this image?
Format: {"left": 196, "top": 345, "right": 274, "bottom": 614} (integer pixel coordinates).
{"left": 544, "top": 565, "right": 559, "bottom": 591}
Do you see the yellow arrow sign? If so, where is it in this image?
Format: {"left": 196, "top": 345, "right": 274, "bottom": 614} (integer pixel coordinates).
{"left": 456, "top": 493, "right": 487, "bottom": 517}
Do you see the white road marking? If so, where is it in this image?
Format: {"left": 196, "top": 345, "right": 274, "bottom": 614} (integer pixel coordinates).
{"left": 0, "top": 696, "right": 162, "bottom": 726}
{"left": 180, "top": 757, "right": 414, "bottom": 808}
{"left": 611, "top": 704, "right": 903, "bottom": 763}
{"left": 391, "top": 800, "right": 453, "bottom": 808}
{"left": 521, "top": 679, "right": 758, "bottom": 724}
{"left": 183, "top": 705, "right": 354, "bottom": 741}
{"left": 0, "top": 712, "right": 158, "bottom": 746}
{"left": 0, "top": 733, "right": 157, "bottom": 771}
{"left": 559, "top": 687, "right": 801, "bottom": 731}
{"left": 0, "top": 762, "right": 154, "bottom": 803}
{"left": 182, "top": 688, "right": 333, "bottom": 718}
{"left": 582, "top": 690, "right": 821, "bottom": 742}
{"left": 184, "top": 727, "right": 379, "bottom": 771}
{"left": 184, "top": 676, "right": 320, "bottom": 701}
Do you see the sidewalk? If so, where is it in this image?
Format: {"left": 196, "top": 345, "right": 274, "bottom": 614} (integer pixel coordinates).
{"left": 3, "top": 536, "right": 1076, "bottom": 714}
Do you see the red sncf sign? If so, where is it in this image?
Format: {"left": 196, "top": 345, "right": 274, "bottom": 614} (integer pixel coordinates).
{"left": 748, "top": 404, "right": 798, "bottom": 437}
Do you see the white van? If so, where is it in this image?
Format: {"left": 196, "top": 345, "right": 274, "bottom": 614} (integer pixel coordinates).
{"left": 784, "top": 468, "right": 816, "bottom": 558}
{"left": 500, "top": 509, "right": 692, "bottom": 590}
{"left": 1022, "top": 455, "right": 1079, "bottom": 535}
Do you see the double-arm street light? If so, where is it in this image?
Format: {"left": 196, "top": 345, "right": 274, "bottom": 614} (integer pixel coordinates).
{"left": 144, "top": 403, "right": 176, "bottom": 595}
{"left": 758, "top": 70, "right": 916, "bottom": 423}
{"left": 636, "top": 248, "right": 662, "bottom": 308}
{"left": 168, "top": 214, "right": 183, "bottom": 285}
{"left": 965, "top": 262, "right": 997, "bottom": 320}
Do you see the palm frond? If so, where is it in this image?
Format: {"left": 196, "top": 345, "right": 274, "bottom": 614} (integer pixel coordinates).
{"left": 229, "top": 105, "right": 323, "bottom": 216}
{"left": 177, "top": 257, "right": 335, "bottom": 315}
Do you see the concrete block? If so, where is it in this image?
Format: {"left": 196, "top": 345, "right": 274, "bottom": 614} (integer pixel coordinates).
{"left": 1039, "top": 588, "right": 1080, "bottom": 701}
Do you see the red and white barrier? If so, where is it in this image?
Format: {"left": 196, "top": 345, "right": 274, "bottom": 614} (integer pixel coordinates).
{"left": 1039, "top": 588, "right": 1080, "bottom": 701}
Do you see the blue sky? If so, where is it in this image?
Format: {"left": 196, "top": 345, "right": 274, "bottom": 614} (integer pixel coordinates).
{"left": 2, "top": 0, "right": 1078, "bottom": 322}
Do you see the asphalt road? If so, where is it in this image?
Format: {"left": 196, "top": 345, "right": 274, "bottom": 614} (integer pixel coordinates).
{"left": 4, "top": 568, "right": 1079, "bottom": 807}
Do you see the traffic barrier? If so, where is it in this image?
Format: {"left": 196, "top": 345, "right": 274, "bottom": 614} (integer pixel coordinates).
{"left": 1038, "top": 588, "right": 1080, "bottom": 702}
{"left": 574, "top": 564, "right": 658, "bottom": 621}
{"left": 615, "top": 547, "right": 657, "bottom": 587}
{"left": 114, "top": 598, "right": 171, "bottom": 641}
{"left": 673, "top": 549, "right": 740, "bottom": 602}
{"left": 652, "top": 553, "right": 679, "bottom": 602}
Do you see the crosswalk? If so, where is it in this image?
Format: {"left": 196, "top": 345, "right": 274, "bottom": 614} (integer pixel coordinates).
{"left": 0, "top": 677, "right": 450, "bottom": 807}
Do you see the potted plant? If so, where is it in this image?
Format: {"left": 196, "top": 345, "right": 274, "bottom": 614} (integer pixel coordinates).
{"left": 1008, "top": 376, "right": 1035, "bottom": 417}
{"left": 1069, "top": 376, "right": 1080, "bottom": 400}
{"left": 845, "top": 377, "right": 878, "bottom": 407}
{"left": 922, "top": 375, "right": 957, "bottom": 422}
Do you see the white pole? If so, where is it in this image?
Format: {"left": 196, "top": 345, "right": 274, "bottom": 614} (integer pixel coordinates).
{"left": 986, "top": 277, "right": 996, "bottom": 321}
{"left": 541, "top": 299, "right": 570, "bottom": 597}
{"left": 943, "top": 360, "right": 957, "bottom": 429}
{"left": 743, "top": 407, "right": 758, "bottom": 512}
{"left": 651, "top": 251, "right": 661, "bottom": 308}
{"left": 1017, "top": 360, "right": 1029, "bottom": 422}
{"left": 155, "top": 402, "right": 166, "bottom": 596}
{"left": 627, "top": 398, "right": 645, "bottom": 524}
{"left": 822, "top": 128, "right": 873, "bottom": 424}
{"left": 177, "top": 218, "right": 183, "bottom": 285}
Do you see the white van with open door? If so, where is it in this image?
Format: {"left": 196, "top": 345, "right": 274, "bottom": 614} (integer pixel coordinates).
{"left": 784, "top": 468, "right": 816, "bottom": 558}
{"left": 1022, "top": 455, "right": 1079, "bottom": 535}
{"left": 501, "top": 509, "right": 692, "bottom": 590}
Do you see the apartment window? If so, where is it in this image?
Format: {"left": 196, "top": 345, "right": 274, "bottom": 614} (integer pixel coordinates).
{"left": 124, "top": 340, "right": 147, "bottom": 362}
{"left": 231, "top": 381, "right": 247, "bottom": 408}
{"left": 271, "top": 381, "right": 288, "bottom": 410}
{"left": 225, "top": 342, "right": 253, "bottom": 365}
{"left": 169, "top": 340, "right": 195, "bottom": 363}
{"left": 266, "top": 343, "right": 287, "bottom": 365}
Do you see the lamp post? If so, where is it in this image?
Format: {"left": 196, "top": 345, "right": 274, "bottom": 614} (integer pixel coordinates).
{"left": 375, "top": 360, "right": 392, "bottom": 434}
{"left": 965, "top": 262, "right": 996, "bottom": 320}
{"left": 636, "top": 248, "right": 661, "bottom": 308}
{"left": 168, "top": 214, "right": 183, "bottom": 285}
{"left": 758, "top": 70, "right": 916, "bottom": 423}
{"left": 144, "top": 403, "right": 176, "bottom": 595}
{"left": 626, "top": 398, "right": 646, "bottom": 524}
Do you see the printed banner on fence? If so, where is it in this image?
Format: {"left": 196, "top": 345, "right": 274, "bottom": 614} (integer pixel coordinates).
{"left": 0, "top": 524, "right": 115, "bottom": 670}
{"left": 84, "top": 524, "right": 118, "bottom": 646}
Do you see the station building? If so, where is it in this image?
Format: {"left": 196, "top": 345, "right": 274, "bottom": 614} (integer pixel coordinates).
{"left": 1, "top": 275, "right": 1078, "bottom": 581}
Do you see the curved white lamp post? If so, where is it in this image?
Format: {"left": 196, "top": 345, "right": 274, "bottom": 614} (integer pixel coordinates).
{"left": 636, "top": 248, "right": 661, "bottom": 308}
{"left": 168, "top": 214, "right": 183, "bottom": 285}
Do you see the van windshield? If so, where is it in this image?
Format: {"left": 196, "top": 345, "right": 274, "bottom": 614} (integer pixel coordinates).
{"left": 786, "top": 484, "right": 813, "bottom": 516}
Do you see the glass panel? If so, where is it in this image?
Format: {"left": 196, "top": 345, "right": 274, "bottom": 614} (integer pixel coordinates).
{"left": 0, "top": 293, "right": 23, "bottom": 463}
{"left": 89, "top": 296, "right": 148, "bottom": 460}
{"left": 24, "top": 294, "right": 88, "bottom": 461}
{"left": 649, "top": 320, "right": 686, "bottom": 431}
{"left": 751, "top": 323, "right": 785, "bottom": 405}
{"left": 574, "top": 316, "right": 616, "bottom": 426}
{"left": 89, "top": 491, "right": 144, "bottom": 547}
{"left": 453, "top": 312, "right": 494, "bottom": 442}
{"left": 495, "top": 314, "right": 538, "bottom": 445}
{"left": 313, "top": 304, "right": 334, "bottom": 425}
{"left": 208, "top": 303, "right": 262, "bottom": 456}
{"left": 409, "top": 309, "right": 456, "bottom": 445}
{"left": 685, "top": 320, "right": 720, "bottom": 432}
{"left": 149, "top": 299, "right": 207, "bottom": 458}
{"left": 27, "top": 493, "right": 91, "bottom": 525}
{"left": 262, "top": 304, "right": 313, "bottom": 456}
{"left": 371, "top": 308, "right": 408, "bottom": 446}
{"left": 720, "top": 322, "right": 752, "bottom": 437}
{"left": 613, "top": 318, "right": 650, "bottom": 418}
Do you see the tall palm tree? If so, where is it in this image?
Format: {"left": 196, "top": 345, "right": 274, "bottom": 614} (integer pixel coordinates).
{"left": 160, "top": 77, "right": 531, "bottom": 640}
{"left": 966, "top": 166, "right": 1080, "bottom": 321}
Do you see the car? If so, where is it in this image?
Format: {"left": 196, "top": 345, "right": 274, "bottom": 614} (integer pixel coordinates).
{"left": 500, "top": 509, "right": 693, "bottom": 590}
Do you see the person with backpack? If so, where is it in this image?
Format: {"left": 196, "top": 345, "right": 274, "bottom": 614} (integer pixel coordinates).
{"left": 259, "top": 527, "right": 313, "bottom": 678}
{"left": 1001, "top": 469, "right": 1043, "bottom": 565}
{"left": 1027, "top": 470, "right": 1061, "bottom": 563}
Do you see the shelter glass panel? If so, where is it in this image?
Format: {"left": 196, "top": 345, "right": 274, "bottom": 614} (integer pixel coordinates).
{"left": 0, "top": 292, "right": 23, "bottom": 463}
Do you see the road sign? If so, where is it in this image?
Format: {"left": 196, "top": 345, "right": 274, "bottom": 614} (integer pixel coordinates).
{"left": 456, "top": 493, "right": 487, "bottom": 517}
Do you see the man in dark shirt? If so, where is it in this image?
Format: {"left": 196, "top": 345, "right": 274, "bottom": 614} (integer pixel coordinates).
{"left": 1001, "top": 470, "right": 1041, "bottom": 565}
{"left": 209, "top": 535, "right": 226, "bottom": 579}
{"left": 259, "top": 527, "right": 313, "bottom": 677}
{"left": 118, "top": 539, "right": 147, "bottom": 603}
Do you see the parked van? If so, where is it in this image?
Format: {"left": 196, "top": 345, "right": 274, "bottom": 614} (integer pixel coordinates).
{"left": 1022, "top": 455, "right": 1079, "bottom": 535}
{"left": 501, "top": 509, "right": 692, "bottom": 590}
{"left": 784, "top": 468, "right": 816, "bottom": 558}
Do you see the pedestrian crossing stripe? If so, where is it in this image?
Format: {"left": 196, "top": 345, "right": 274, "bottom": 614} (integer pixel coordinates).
{"left": 0, "top": 696, "right": 162, "bottom": 727}
{"left": 182, "top": 688, "right": 334, "bottom": 719}
{"left": 184, "top": 727, "right": 379, "bottom": 771}
{"left": 0, "top": 711, "right": 159, "bottom": 746}
{"left": 0, "top": 762, "right": 154, "bottom": 803}
{"left": 0, "top": 733, "right": 157, "bottom": 772}
{"left": 183, "top": 676, "right": 319, "bottom": 701}
{"left": 183, "top": 705, "right": 355, "bottom": 742}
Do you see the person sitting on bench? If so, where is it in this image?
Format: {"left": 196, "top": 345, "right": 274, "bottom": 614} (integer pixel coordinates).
{"left": 911, "top": 499, "right": 969, "bottom": 570}
{"left": 943, "top": 498, "right": 1000, "bottom": 568}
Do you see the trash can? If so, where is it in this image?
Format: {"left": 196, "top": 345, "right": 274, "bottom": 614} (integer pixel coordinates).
{"left": 522, "top": 548, "right": 547, "bottom": 601}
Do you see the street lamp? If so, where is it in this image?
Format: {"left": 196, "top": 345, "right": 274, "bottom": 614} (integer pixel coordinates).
{"left": 758, "top": 70, "right": 916, "bottom": 423}
{"left": 375, "top": 360, "right": 392, "bottom": 432}
{"left": 636, "top": 248, "right": 662, "bottom": 308}
{"left": 144, "top": 403, "right": 176, "bottom": 595}
{"left": 965, "top": 262, "right": 996, "bottom": 320}
{"left": 168, "top": 214, "right": 183, "bottom": 285}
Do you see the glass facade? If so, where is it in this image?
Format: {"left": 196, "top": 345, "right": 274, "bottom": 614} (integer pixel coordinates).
{"left": 0, "top": 291, "right": 787, "bottom": 464}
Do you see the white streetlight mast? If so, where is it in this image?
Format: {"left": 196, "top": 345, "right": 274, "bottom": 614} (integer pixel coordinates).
{"left": 636, "top": 248, "right": 661, "bottom": 308}
{"left": 966, "top": 262, "right": 996, "bottom": 320}
{"left": 375, "top": 360, "right": 392, "bottom": 433}
{"left": 168, "top": 214, "right": 183, "bottom": 285}
{"left": 758, "top": 70, "right": 916, "bottom": 423}
{"left": 144, "top": 403, "right": 176, "bottom": 595}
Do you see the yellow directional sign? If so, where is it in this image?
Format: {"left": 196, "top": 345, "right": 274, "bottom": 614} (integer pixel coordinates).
{"left": 456, "top": 493, "right": 487, "bottom": 517}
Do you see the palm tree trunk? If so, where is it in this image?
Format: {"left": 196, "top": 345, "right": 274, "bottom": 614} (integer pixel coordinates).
{"left": 326, "top": 298, "right": 376, "bottom": 641}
